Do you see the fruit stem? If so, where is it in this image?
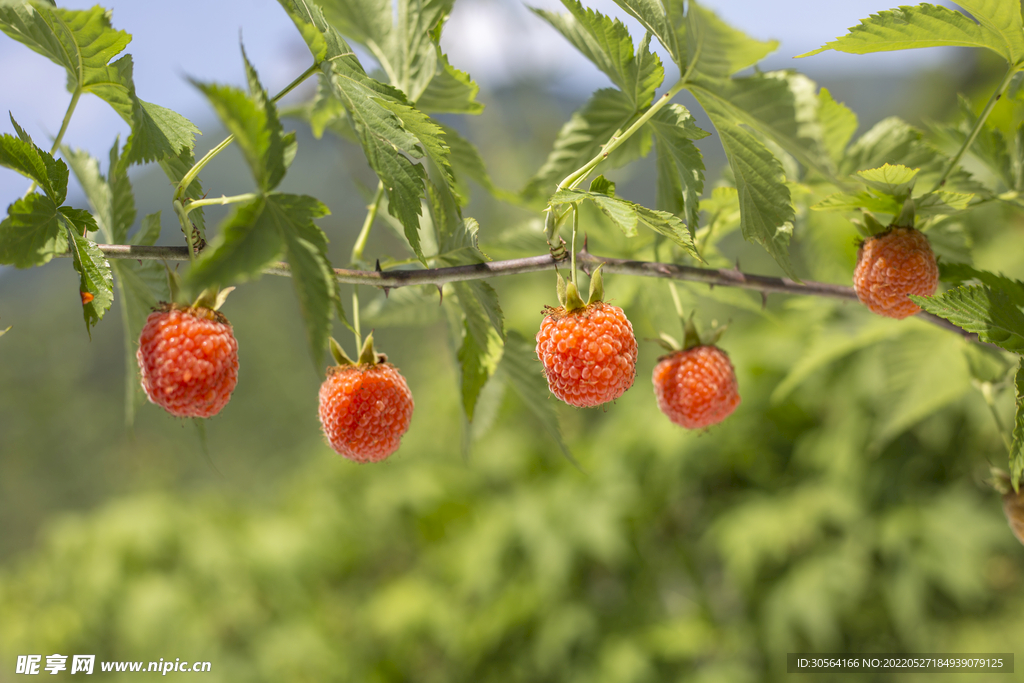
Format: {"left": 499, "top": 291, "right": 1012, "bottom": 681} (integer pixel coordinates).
{"left": 172, "top": 199, "right": 196, "bottom": 264}
{"left": 931, "top": 65, "right": 1018, "bottom": 193}
{"left": 668, "top": 281, "right": 685, "bottom": 319}
{"left": 352, "top": 180, "right": 385, "bottom": 264}
{"left": 570, "top": 203, "right": 579, "bottom": 286}
{"left": 352, "top": 286, "right": 363, "bottom": 352}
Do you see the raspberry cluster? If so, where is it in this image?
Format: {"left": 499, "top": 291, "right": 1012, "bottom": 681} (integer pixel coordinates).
{"left": 535, "top": 301, "right": 638, "bottom": 408}
{"left": 652, "top": 345, "right": 740, "bottom": 429}
{"left": 853, "top": 226, "right": 938, "bottom": 319}
{"left": 136, "top": 305, "right": 239, "bottom": 418}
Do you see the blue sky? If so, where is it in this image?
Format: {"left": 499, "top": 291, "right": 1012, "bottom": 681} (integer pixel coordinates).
{"left": 0, "top": 0, "right": 960, "bottom": 205}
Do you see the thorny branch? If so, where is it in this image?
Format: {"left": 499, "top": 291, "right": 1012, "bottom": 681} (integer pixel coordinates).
{"left": 57, "top": 243, "right": 976, "bottom": 340}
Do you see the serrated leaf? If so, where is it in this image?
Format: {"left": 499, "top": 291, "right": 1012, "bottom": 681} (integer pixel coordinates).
{"left": 1011, "top": 360, "right": 1024, "bottom": 487}
{"left": 685, "top": 1, "right": 778, "bottom": 78}
{"left": 912, "top": 285, "right": 1024, "bottom": 352}
{"left": 691, "top": 90, "right": 796, "bottom": 278}
{"left": 188, "top": 197, "right": 283, "bottom": 290}
{"left": 417, "top": 48, "right": 484, "bottom": 114}
{"left": 649, "top": 103, "right": 707, "bottom": 232}
{"left": 799, "top": 3, "right": 1020, "bottom": 64}
{"left": 64, "top": 222, "right": 113, "bottom": 334}
{"left": 915, "top": 190, "right": 973, "bottom": 216}
{"left": 533, "top": 0, "right": 663, "bottom": 108}
{"left": 689, "top": 71, "right": 832, "bottom": 179}
{"left": 817, "top": 88, "right": 858, "bottom": 164}
{"left": 193, "top": 54, "right": 287, "bottom": 192}
{"left": 0, "top": 192, "right": 68, "bottom": 267}
{"left": 440, "top": 123, "right": 512, "bottom": 204}
{"left": 361, "top": 286, "right": 443, "bottom": 327}
{"left": 0, "top": 116, "right": 68, "bottom": 203}
{"left": 856, "top": 163, "right": 919, "bottom": 198}
{"left": 938, "top": 262, "right": 1024, "bottom": 308}
{"left": 451, "top": 280, "right": 504, "bottom": 421}
{"left": 952, "top": 0, "right": 1024, "bottom": 65}
{"left": 524, "top": 88, "right": 651, "bottom": 199}
{"left": 550, "top": 188, "right": 699, "bottom": 256}
{"left": 320, "top": 0, "right": 452, "bottom": 100}
{"left": 610, "top": 0, "right": 682, "bottom": 68}
{"left": 497, "top": 330, "right": 574, "bottom": 462}
{"left": 274, "top": 194, "right": 335, "bottom": 366}
{"left": 589, "top": 174, "right": 616, "bottom": 196}
{"left": 811, "top": 191, "right": 901, "bottom": 214}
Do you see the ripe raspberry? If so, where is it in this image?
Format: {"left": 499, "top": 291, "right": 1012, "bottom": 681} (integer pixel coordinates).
{"left": 318, "top": 363, "right": 414, "bottom": 463}
{"left": 853, "top": 226, "right": 938, "bottom": 319}
{"left": 536, "top": 301, "right": 638, "bottom": 407}
{"left": 653, "top": 345, "right": 740, "bottom": 429}
{"left": 137, "top": 304, "right": 239, "bottom": 418}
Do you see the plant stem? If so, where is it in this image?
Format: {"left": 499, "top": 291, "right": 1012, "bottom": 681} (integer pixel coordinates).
{"left": 172, "top": 200, "right": 196, "bottom": 264}
{"left": 25, "top": 89, "right": 81, "bottom": 197}
{"left": 352, "top": 180, "right": 385, "bottom": 264}
{"left": 182, "top": 193, "right": 259, "bottom": 216}
{"left": 174, "top": 62, "right": 319, "bottom": 201}
{"left": 570, "top": 204, "right": 579, "bottom": 286}
{"left": 931, "top": 65, "right": 1019, "bottom": 192}
{"left": 558, "top": 80, "right": 686, "bottom": 191}
{"left": 352, "top": 287, "right": 362, "bottom": 351}
{"left": 980, "top": 381, "right": 1013, "bottom": 451}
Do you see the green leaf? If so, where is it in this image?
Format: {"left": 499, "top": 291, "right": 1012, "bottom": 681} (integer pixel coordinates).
{"left": 524, "top": 88, "right": 651, "bottom": 199}
{"left": 685, "top": 1, "right": 778, "bottom": 79}
{"left": 132, "top": 211, "right": 161, "bottom": 246}
{"left": 798, "top": 2, "right": 1020, "bottom": 64}
{"left": 497, "top": 330, "right": 574, "bottom": 462}
{"left": 688, "top": 71, "right": 833, "bottom": 179}
{"left": 0, "top": 192, "right": 68, "bottom": 267}
{"left": 589, "top": 175, "right": 616, "bottom": 196}
{"left": 1011, "top": 360, "right": 1024, "bottom": 488}
{"left": 451, "top": 281, "right": 504, "bottom": 421}
{"left": 856, "top": 163, "right": 919, "bottom": 198}
{"left": 275, "top": 195, "right": 336, "bottom": 366}
{"left": 811, "top": 191, "right": 901, "bottom": 214}
{"left": 62, "top": 139, "right": 136, "bottom": 243}
{"left": 914, "top": 190, "right": 973, "bottom": 216}
{"left": 817, "top": 88, "right": 858, "bottom": 165}
{"left": 938, "top": 262, "right": 1024, "bottom": 308}
{"left": 533, "top": 0, "right": 663, "bottom": 108}
{"left": 0, "top": 116, "right": 68, "bottom": 204}
{"left": 440, "top": 124, "right": 511, "bottom": 204}
{"left": 690, "top": 90, "right": 796, "bottom": 278}
{"left": 951, "top": 0, "right": 1024, "bottom": 65}
{"left": 188, "top": 197, "right": 283, "bottom": 290}
{"left": 550, "top": 188, "right": 699, "bottom": 256}
{"left": 320, "top": 0, "right": 453, "bottom": 100}
{"left": 648, "top": 103, "right": 708, "bottom": 232}
{"left": 610, "top": 0, "right": 682, "bottom": 68}
{"left": 911, "top": 285, "right": 1024, "bottom": 353}
{"left": 63, "top": 221, "right": 113, "bottom": 334}
{"left": 193, "top": 52, "right": 287, "bottom": 192}
{"left": 417, "top": 48, "right": 484, "bottom": 114}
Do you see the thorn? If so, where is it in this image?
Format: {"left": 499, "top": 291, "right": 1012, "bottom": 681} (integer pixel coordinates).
{"left": 582, "top": 234, "right": 590, "bottom": 253}
{"left": 383, "top": 287, "right": 391, "bottom": 299}
{"left": 708, "top": 283, "right": 715, "bottom": 291}
{"left": 375, "top": 259, "right": 382, "bottom": 272}
{"left": 437, "top": 284, "right": 444, "bottom": 305}
{"left": 734, "top": 258, "right": 741, "bottom": 272}
{"left": 761, "top": 291, "right": 768, "bottom": 310}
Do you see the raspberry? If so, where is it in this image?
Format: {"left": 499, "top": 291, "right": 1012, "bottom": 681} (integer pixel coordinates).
{"left": 318, "top": 363, "right": 414, "bottom": 463}
{"left": 535, "top": 301, "right": 638, "bottom": 407}
{"left": 853, "top": 226, "right": 938, "bottom": 319}
{"left": 137, "top": 304, "right": 239, "bottom": 418}
{"left": 653, "top": 345, "right": 740, "bottom": 429}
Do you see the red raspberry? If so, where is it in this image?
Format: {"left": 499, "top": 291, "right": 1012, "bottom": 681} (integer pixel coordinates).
{"left": 653, "top": 345, "right": 740, "bottom": 429}
{"left": 535, "top": 301, "right": 637, "bottom": 407}
{"left": 318, "top": 363, "right": 414, "bottom": 463}
{"left": 137, "top": 304, "right": 239, "bottom": 418}
{"left": 853, "top": 226, "right": 938, "bottom": 319}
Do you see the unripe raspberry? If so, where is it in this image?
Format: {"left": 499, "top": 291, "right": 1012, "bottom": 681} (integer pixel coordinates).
{"left": 853, "top": 226, "right": 938, "bottom": 319}
{"left": 536, "top": 301, "right": 637, "bottom": 407}
{"left": 653, "top": 345, "right": 740, "bottom": 429}
{"left": 136, "top": 304, "right": 239, "bottom": 418}
{"left": 318, "top": 363, "right": 414, "bottom": 463}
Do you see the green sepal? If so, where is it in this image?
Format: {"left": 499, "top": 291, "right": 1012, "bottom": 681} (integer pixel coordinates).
{"left": 166, "top": 266, "right": 183, "bottom": 306}
{"left": 357, "top": 331, "right": 383, "bottom": 366}
{"left": 587, "top": 263, "right": 605, "bottom": 304}
{"left": 860, "top": 212, "right": 888, "bottom": 237}
{"left": 682, "top": 313, "right": 702, "bottom": 350}
{"left": 564, "top": 280, "right": 587, "bottom": 312}
{"left": 556, "top": 271, "right": 568, "bottom": 308}
{"left": 329, "top": 336, "right": 355, "bottom": 367}
{"left": 191, "top": 286, "right": 234, "bottom": 312}
{"left": 655, "top": 332, "right": 680, "bottom": 353}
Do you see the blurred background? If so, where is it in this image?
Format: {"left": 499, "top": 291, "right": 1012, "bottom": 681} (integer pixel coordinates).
{"left": 3, "top": 0, "right": 1024, "bottom": 681}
